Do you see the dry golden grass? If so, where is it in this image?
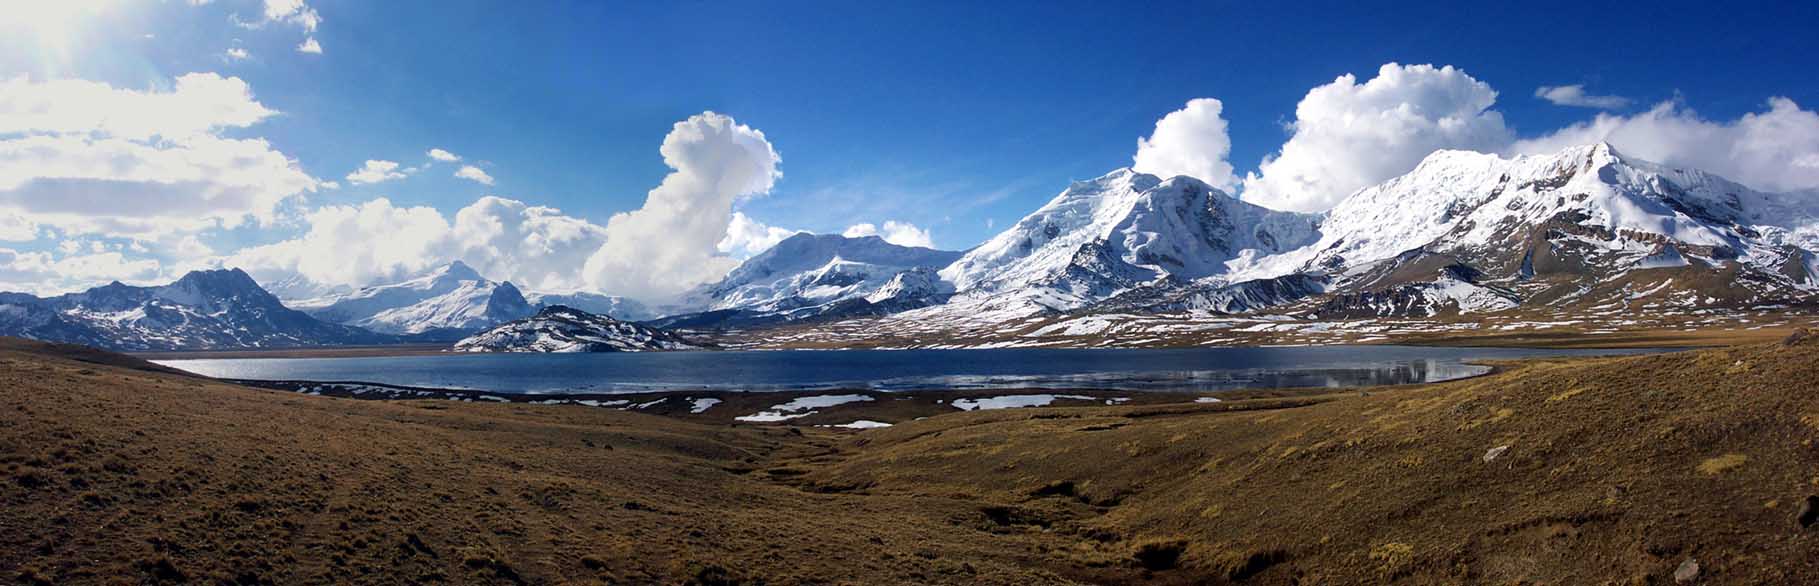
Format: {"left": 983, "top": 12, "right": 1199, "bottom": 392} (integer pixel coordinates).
{"left": 8, "top": 336, "right": 1819, "bottom": 584}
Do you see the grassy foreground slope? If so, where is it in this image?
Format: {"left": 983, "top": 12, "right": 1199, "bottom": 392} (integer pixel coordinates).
{"left": 806, "top": 337, "right": 1819, "bottom": 584}
{"left": 6, "top": 336, "right": 1819, "bottom": 584}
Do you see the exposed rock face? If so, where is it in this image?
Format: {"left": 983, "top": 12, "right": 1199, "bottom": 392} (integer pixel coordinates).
{"left": 453, "top": 306, "right": 701, "bottom": 353}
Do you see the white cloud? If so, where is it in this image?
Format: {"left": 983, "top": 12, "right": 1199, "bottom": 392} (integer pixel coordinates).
{"left": 233, "top": 0, "right": 322, "bottom": 52}
{"left": 583, "top": 111, "right": 781, "bottom": 302}
{"left": 0, "top": 73, "right": 276, "bottom": 140}
{"left": 1131, "top": 98, "right": 1237, "bottom": 190}
{"left": 454, "top": 164, "right": 494, "bottom": 185}
{"left": 224, "top": 47, "right": 250, "bottom": 62}
{"left": 262, "top": 0, "right": 321, "bottom": 32}
{"left": 1511, "top": 97, "right": 1819, "bottom": 194}
{"left": 1535, "top": 84, "right": 1630, "bottom": 109}
{"left": 223, "top": 196, "right": 613, "bottom": 294}
{"left": 345, "top": 159, "right": 406, "bottom": 185}
{"left": 0, "top": 74, "right": 322, "bottom": 239}
{"left": 427, "top": 148, "right": 460, "bottom": 162}
{"left": 718, "top": 212, "right": 801, "bottom": 258}
{"left": 0, "top": 212, "right": 38, "bottom": 241}
{"left": 1238, "top": 63, "right": 1513, "bottom": 212}
{"left": 842, "top": 220, "right": 935, "bottom": 248}
{"left": 446, "top": 196, "right": 608, "bottom": 291}
{"left": 224, "top": 198, "right": 453, "bottom": 289}
{"left": 0, "top": 247, "right": 162, "bottom": 295}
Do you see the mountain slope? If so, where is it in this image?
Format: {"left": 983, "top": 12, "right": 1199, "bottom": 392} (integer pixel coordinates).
{"left": 719, "top": 144, "right": 1819, "bottom": 349}
{"left": 657, "top": 233, "right": 963, "bottom": 327}
{"left": 933, "top": 169, "right": 1322, "bottom": 317}
{"left": 453, "top": 305, "right": 701, "bottom": 352}
{"left": 0, "top": 269, "right": 390, "bottom": 351}
{"left": 300, "top": 261, "right": 538, "bottom": 336}
{"left": 1290, "top": 143, "right": 1819, "bottom": 317}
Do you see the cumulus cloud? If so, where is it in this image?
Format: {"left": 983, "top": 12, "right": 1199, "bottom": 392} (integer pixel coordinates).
{"left": 1238, "top": 63, "right": 1514, "bottom": 212}
{"left": 0, "top": 247, "right": 162, "bottom": 295}
{"left": 224, "top": 47, "right": 250, "bottom": 62}
{"left": 719, "top": 212, "right": 801, "bottom": 258}
{"left": 261, "top": 0, "right": 321, "bottom": 32}
{"left": 1131, "top": 98, "right": 1238, "bottom": 190}
{"left": 454, "top": 165, "right": 494, "bottom": 185}
{"left": 296, "top": 37, "right": 322, "bottom": 54}
{"left": 223, "top": 196, "right": 613, "bottom": 295}
{"left": 224, "top": 198, "right": 450, "bottom": 288}
{"left": 345, "top": 160, "right": 407, "bottom": 185}
{"left": 583, "top": 112, "right": 781, "bottom": 302}
{"left": 0, "top": 73, "right": 322, "bottom": 239}
{"left": 1535, "top": 84, "right": 1630, "bottom": 109}
{"left": 445, "top": 196, "right": 609, "bottom": 291}
{"left": 1511, "top": 97, "right": 1819, "bottom": 194}
{"left": 843, "top": 220, "right": 935, "bottom": 248}
{"left": 427, "top": 148, "right": 460, "bottom": 162}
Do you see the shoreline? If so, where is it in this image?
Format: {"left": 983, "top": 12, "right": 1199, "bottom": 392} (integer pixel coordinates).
{"left": 220, "top": 355, "right": 1526, "bottom": 427}
{"left": 132, "top": 333, "right": 1722, "bottom": 361}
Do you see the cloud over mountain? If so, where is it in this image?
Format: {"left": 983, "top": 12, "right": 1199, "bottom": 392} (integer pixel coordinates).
{"left": 1132, "top": 98, "right": 1238, "bottom": 191}
{"left": 1512, "top": 97, "right": 1819, "bottom": 195}
{"left": 583, "top": 111, "right": 782, "bottom": 302}
{"left": 1238, "top": 63, "right": 1514, "bottom": 213}
{"left": 843, "top": 220, "right": 935, "bottom": 249}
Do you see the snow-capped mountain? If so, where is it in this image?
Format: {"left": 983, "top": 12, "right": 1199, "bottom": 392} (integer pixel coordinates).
{"left": 297, "top": 261, "right": 537, "bottom": 337}
{"left": 452, "top": 305, "right": 700, "bottom": 353}
{"left": 652, "top": 233, "right": 963, "bottom": 328}
{"left": 294, "top": 261, "right": 656, "bottom": 336}
{"left": 1289, "top": 143, "right": 1819, "bottom": 317}
{"left": 929, "top": 144, "right": 1817, "bottom": 321}
{"left": 0, "top": 269, "right": 392, "bottom": 351}
{"left": 935, "top": 168, "right": 1322, "bottom": 315}
{"left": 742, "top": 143, "right": 1819, "bottom": 348}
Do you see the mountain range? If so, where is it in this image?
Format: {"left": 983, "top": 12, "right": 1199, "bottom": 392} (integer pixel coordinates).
{"left": 892, "top": 143, "right": 1817, "bottom": 329}
{"left": 0, "top": 269, "right": 389, "bottom": 351}
{"left": 2, "top": 143, "right": 1815, "bottom": 351}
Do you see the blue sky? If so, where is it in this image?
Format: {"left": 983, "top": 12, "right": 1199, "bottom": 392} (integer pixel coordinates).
{"left": 3, "top": 0, "right": 1819, "bottom": 298}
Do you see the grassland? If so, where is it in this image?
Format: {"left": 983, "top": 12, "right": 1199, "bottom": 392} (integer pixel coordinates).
{"left": 7, "top": 335, "right": 1819, "bottom": 584}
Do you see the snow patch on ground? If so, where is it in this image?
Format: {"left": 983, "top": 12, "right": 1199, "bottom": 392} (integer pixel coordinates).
{"left": 735, "top": 394, "right": 875, "bottom": 422}
{"left": 823, "top": 420, "right": 893, "bottom": 429}
{"left": 951, "top": 394, "right": 1096, "bottom": 411}
{"left": 688, "top": 397, "right": 721, "bottom": 414}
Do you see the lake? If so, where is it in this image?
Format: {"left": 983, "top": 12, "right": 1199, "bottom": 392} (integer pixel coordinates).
{"left": 152, "top": 345, "right": 1664, "bottom": 395}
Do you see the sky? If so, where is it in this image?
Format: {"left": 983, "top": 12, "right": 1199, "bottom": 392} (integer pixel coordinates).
{"left": 3, "top": 0, "right": 1818, "bottom": 301}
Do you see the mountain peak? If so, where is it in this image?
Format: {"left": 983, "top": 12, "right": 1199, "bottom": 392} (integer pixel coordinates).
{"left": 171, "top": 267, "right": 263, "bottom": 293}
{"left": 438, "top": 260, "right": 483, "bottom": 281}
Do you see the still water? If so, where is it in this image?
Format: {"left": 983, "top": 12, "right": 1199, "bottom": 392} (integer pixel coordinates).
{"left": 154, "top": 345, "right": 1662, "bottom": 395}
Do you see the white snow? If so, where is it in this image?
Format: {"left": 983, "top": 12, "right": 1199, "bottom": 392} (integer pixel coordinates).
{"left": 688, "top": 397, "right": 721, "bottom": 414}
{"left": 951, "top": 394, "right": 1097, "bottom": 411}
{"left": 734, "top": 394, "right": 875, "bottom": 422}
{"left": 826, "top": 420, "right": 893, "bottom": 429}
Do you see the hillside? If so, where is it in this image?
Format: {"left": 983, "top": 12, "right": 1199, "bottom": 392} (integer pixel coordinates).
{"left": 5, "top": 336, "right": 1819, "bottom": 583}
{"left": 452, "top": 305, "right": 701, "bottom": 352}
{"left": 0, "top": 269, "right": 392, "bottom": 351}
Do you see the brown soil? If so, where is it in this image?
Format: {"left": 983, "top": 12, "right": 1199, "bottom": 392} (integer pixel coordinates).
{"left": 6, "top": 336, "right": 1819, "bottom": 584}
